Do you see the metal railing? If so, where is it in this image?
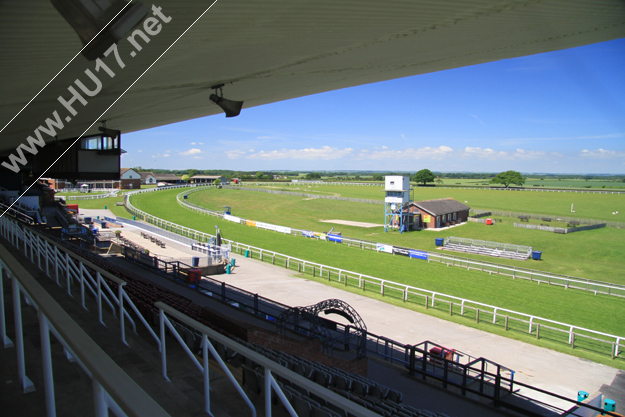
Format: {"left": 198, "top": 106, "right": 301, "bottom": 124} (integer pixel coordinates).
{"left": 0, "top": 211, "right": 377, "bottom": 417}
{"left": 0, "top": 226, "right": 169, "bottom": 417}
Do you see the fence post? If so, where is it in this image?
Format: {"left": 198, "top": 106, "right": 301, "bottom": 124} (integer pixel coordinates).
{"left": 476, "top": 308, "right": 480, "bottom": 323}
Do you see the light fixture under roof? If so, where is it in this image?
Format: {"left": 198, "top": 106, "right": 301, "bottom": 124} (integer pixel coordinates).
{"left": 209, "top": 84, "right": 244, "bottom": 118}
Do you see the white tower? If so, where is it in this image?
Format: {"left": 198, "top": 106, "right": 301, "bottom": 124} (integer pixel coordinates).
{"left": 384, "top": 176, "right": 410, "bottom": 232}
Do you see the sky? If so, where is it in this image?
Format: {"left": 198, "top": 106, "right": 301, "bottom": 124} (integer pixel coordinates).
{"left": 122, "top": 38, "right": 625, "bottom": 175}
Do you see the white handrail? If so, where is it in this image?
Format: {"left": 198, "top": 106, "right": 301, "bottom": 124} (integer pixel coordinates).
{"left": 0, "top": 244, "right": 170, "bottom": 417}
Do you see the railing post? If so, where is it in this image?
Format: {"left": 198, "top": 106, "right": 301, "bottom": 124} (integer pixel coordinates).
{"left": 159, "top": 308, "right": 169, "bottom": 381}
{"left": 12, "top": 276, "right": 35, "bottom": 393}
{"left": 264, "top": 368, "right": 273, "bottom": 417}
{"left": 39, "top": 310, "right": 56, "bottom": 417}
{"left": 96, "top": 273, "right": 103, "bottom": 325}
{"left": 79, "top": 263, "right": 86, "bottom": 310}
{"left": 407, "top": 345, "right": 415, "bottom": 376}
{"left": 202, "top": 335, "right": 211, "bottom": 414}
{"left": 0, "top": 266, "right": 14, "bottom": 348}
{"left": 494, "top": 365, "right": 502, "bottom": 407}
{"left": 65, "top": 252, "right": 72, "bottom": 297}
{"left": 92, "top": 379, "right": 108, "bottom": 417}
{"left": 118, "top": 282, "right": 127, "bottom": 346}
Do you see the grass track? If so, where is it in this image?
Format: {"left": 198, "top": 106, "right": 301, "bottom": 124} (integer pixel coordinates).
{"left": 78, "top": 187, "right": 625, "bottom": 368}
{"left": 185, "top": 187, "right": 625, "bottom": 283}
{"left": 129, "top": 189, "right": 625, "bottom": 329}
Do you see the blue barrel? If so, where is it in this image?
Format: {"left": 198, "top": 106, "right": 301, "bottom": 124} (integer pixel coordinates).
{"left": 226, "top": 265, "right": 231, "bottom": 274}
{"left": 192, "top": 257, "right": 199, "bottom": 267}
{"left": 604, "top": 399, "right": 616, "bottom": 412}
{"left": 184, "top": 195, "right": 188, "bottom": 199}
{"left": 532, "top": 251, "right": 542, "bottom": 260}
{"left": 101, "top": 221, "right": 107, "bottom": 229}
{"left": 245, "top": 250, "right": 250, "bottom": 258}
{"left": 231, "top": 258, "right": 236, "bottom": 267}
{"left": 577, "top": 391, "right": 589, "bottom": 402}
{"left": 435, "top": 238, "right": 444, "bottom": 246}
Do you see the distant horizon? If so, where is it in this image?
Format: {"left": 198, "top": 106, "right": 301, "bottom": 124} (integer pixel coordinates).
{"left": 123, "top": 39, "right": 625, "bottom": 174}
{"left": 125, "top": 167, "right": 625, "bottom": 177}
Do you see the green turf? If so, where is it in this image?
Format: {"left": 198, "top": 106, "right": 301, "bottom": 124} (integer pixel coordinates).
{"left": 90, "top": 187, "right": 625, "bottom": 368}
{"left": 182, "top": 187, "right": 625, "bottom": 283}
{"left": 244, "top": 183, "right": 625, "bottom": 222}
{"left": 129, "top": 189, "right": 625, "bottom": 327}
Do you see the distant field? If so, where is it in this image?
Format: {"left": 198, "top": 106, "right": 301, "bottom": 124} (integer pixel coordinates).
{"left": 253, "top": 183, "right": 625, "bottom": 222}
{"left": 184, "top": 187, "right": 625, "bottom": 283}
{"left": 435, "top": 178, "right": 625, "bottom": 189}
{"left": 124, "top": 187, "right": 625, "bottom": 368}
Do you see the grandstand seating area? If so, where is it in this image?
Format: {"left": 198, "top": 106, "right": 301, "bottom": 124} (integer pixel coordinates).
{"left": 238, "top": 343, "right": 452, "bottom": 417}
{"left": 441, "top": 237, "right": 531, "bottom": 260}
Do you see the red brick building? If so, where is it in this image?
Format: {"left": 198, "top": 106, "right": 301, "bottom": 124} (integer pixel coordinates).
{"left": 408, "top": 198, "right": 470, "bottom": 229}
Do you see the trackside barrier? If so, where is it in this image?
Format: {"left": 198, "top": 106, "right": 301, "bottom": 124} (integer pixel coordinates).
{"left": 174, "top": 188, "right": 625, "bottom": 299}
{"left": 0, "top": 240, "right": 171, "bottom": 417}
{"left": 124, "top": 187, "right": 625, "bottom": 360}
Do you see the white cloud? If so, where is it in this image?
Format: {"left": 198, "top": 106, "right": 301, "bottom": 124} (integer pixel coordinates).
{"left": 225, "top": 150, "right": 247, "bottom": 159}
{"left": 513, "top": 148, "right": 547, "bottom": 159}
{"left": 461, "top": 147, "right": 509, "bottom": 159}
{"left": 359, "top": 146, "right": 453, "bottom": 160}
{"left": 247, "top": 146, "right": 354, "bottom": 160}
{"left": 190, "top": 142, "right": 196, "bottom": 145}
{"left": 179, "top": 148, "right": 202, "bottom": 156}
{"left": 580, "top": 149, "right": 625, "bottom": 159}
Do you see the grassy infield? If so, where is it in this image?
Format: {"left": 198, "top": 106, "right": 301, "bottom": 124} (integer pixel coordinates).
{"left": 76, "top": 185, "right": 625, "bottom": 369}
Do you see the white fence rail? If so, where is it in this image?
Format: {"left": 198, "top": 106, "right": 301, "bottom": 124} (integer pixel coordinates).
{"left": 123, "top": 187, "right": 625, "bottom": 360}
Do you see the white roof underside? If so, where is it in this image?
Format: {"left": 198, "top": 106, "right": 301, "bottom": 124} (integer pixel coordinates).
{"left": 0, "top": 0, "right": 623, "bottom": 154}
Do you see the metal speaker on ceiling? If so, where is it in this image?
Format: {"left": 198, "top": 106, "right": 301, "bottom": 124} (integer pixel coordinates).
{"left": 209, "top": 84, "right": 244, "bottom": 118}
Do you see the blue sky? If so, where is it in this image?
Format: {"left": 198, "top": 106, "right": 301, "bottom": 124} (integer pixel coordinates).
{"left": 123, "top": 38, "right": 625, "bottom": 174}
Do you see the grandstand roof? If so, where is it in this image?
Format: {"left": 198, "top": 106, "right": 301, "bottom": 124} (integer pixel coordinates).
{"left": 153, "top": 173, "right": 182, "bottom": 182}
{"left": 1, "top": 1, "right": 624, "bottom": 154}
{"left": 411, "top": 198, "right": 470, "bottom": 216}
